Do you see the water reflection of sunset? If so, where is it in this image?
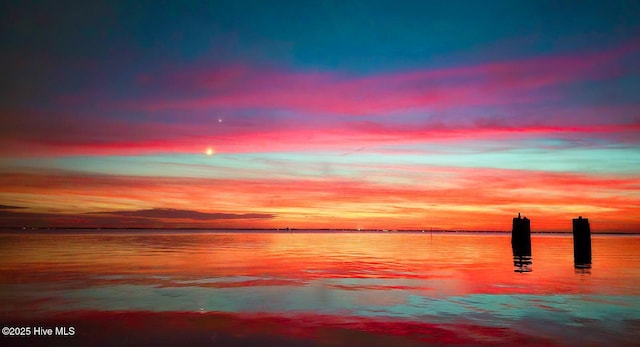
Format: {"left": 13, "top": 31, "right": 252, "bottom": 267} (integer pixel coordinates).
{"left": 2, "top": 233, "right": 639, "bottom": 296}
{"left": 2, "top": 232, "right": 639, "bottom": 346}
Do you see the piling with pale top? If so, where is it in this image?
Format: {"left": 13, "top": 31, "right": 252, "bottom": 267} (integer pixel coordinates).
{"left": 511, "top": 213, "right": 531, "bottom": 256}
{"left": 573, "top": 216, "right": 592, "bottom": 268}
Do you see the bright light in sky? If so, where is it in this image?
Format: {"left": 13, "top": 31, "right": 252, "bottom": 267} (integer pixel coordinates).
{"left": 205, "top": 147, "right": 214, "bottom": 156}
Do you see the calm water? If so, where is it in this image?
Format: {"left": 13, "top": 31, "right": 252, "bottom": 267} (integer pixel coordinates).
{"left": 1, "top": 231, "right": 639, "bottom": 346}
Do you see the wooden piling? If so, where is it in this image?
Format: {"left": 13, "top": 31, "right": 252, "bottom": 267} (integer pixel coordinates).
{"left": 573, "top": 216, "right": 592, "bottom": 268}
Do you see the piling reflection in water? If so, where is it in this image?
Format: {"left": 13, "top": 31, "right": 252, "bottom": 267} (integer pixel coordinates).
{"left": 511, "top": 213, "right": 532, "bottom": 272}
{"left": 574, "top": 267, "right": 591, "bottom": 275}
{"left": 513, "top": 255, "right": 532, "bottom": 273}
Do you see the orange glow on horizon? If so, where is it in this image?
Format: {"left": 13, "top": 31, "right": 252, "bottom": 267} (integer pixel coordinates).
{"left": 0, "top": 168, "right": 638, "bottom": 232}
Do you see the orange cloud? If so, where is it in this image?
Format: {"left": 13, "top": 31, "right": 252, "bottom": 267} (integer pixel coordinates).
{"left": 1, "top": 168, "right": 638, "bottom": 231}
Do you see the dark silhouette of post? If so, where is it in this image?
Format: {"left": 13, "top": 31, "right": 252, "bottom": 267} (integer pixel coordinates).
{"left": 573, "top": 216, "right": 592, "bottom": 268}
{"left": 512, "top": 213, "right": 532, "bottom": 272}
{"left": 512, "top": 213, "right": 531, "bottom": 256}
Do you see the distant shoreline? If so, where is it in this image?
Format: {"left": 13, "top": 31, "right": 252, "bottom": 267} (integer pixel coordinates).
{"left": 0, "top": 227, "right": 638, "bottom": 235}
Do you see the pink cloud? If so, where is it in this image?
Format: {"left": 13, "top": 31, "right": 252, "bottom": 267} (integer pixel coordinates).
{"left": 1, "top": 103, "right": 638, "bottom": 157}
{"left": 128, "top": 43, "right": 638, "bottom": 115}
{"left": 1, "top": 42, "right": 638, "bottom": 157}
{"left": 2, "top": 118, "right": 638, "bottom": 157}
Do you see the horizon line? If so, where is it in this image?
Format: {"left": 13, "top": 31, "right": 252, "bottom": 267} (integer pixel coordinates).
{"left": 1, "top": 227, "right": 638, "bottom": 235}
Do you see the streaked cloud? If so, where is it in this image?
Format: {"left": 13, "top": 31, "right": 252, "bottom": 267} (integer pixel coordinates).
{"left": 1, "top": 169, "right": 637, "bottom": 231}
{"left": 129, "top": 43, "right": 638, "bottom": 114}
{"left": 95, "top": 208, "right": 274, "bottom": 220}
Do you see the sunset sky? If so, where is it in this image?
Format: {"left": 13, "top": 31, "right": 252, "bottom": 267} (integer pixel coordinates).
{"left": 1, "top": 1, "right": 639, "bottom": 231}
